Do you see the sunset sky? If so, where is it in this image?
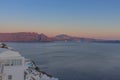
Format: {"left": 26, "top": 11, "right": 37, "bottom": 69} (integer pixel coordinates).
{"left": 0, "top": 0, "right": 120, "bottom": 39}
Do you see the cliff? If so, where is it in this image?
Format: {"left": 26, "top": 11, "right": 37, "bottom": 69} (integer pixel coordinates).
{"left": 0, "top": 32, "right": 119, "bottom": 43}
{"left": 0, "top": 32, "right": 51, "bottom": 42}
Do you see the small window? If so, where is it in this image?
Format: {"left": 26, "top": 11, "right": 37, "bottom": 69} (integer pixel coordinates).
{"left": 8, "top": 75, "right": 12, "bottom": 80}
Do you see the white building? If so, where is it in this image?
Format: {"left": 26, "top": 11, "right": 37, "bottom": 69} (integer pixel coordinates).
{"left": 0, "top": 48, "right": 25, "bottom": 80}
{"left": 0, "top": 48, "right": 58, "bottom": 80}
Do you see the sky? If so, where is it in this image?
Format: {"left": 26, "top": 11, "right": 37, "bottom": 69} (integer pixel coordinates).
{"left": 0, "top": 0, "right": 120, "bottom": 39}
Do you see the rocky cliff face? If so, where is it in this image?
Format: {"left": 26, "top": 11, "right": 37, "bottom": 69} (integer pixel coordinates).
{"left": 0, "top": 32, "right": 51, "bottom": 42}
{"left": 38, "top": 33, "right": 53, "bottom": 42}
{"left": 0, "top": 33, "right": 98, "bottom": 42}
{"left": 0, "top": 32, "right": 38, "bottom": 42}
{"left": 0, "top": 32, "right": 119, "bottom": 43}
{"left": 54, "top": 34, "right": 82, "bottom": 41}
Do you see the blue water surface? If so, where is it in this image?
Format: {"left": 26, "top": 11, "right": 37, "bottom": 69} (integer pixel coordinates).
{"left": 6, "top": 42, "right": 120, "bottom": 80}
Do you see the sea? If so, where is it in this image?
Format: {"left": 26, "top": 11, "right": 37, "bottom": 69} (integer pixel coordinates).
{"left": 6, "top": 42, "right": 120, "bottom": 80}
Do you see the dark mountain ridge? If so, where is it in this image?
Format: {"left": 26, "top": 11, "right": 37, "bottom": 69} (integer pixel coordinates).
{"left": 0, "top": 32, "right": 119, "bottom": 43}
{"left": 0, "top": 32, "right": 51, "bottom": 42}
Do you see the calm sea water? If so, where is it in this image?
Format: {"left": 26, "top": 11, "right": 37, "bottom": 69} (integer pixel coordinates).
{"left": 6, "top": 42, "right": 120, "bottom": 80}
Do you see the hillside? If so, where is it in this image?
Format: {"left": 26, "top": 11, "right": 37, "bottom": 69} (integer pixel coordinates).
{"left": 0, "top": 32, "right": 119, "bottom": 43}
{"left": 0, "top": 32, "right": 51, "bottom": 42}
